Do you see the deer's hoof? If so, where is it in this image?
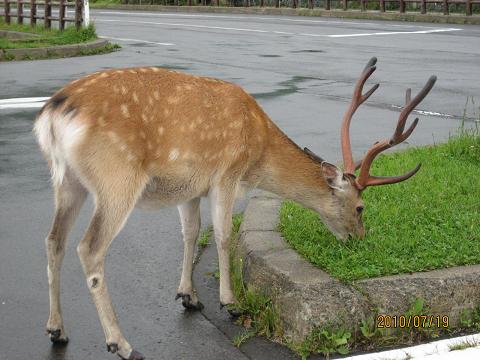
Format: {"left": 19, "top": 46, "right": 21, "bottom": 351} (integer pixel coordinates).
{"left": 122, "top": 349, "right": 145, "bottom": 360}
{"left": 107, "top": 343, "right": 118, "bottom": 354}
{"left": 47, "top": 329, "right": 69, "bottom": 344}
{"left": 176, "top": 293, "right": 204, "bottom": 311}
{"left": 219, "top": 303, "right": 243, "bottom": 318}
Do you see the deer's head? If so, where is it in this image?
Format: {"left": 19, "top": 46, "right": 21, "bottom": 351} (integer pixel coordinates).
{"left": 305, "top": 58, "right": 436, "bottom": 241}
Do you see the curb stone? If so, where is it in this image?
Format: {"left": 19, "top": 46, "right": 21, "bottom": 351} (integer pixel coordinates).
{"left": 236, "top": 191, "right": 480, "bottom": 343}
{"left": 0, "top": 38, "right": 111, "bottom": 61}
{"left": 90, "top": 5, "right": 480, "bottom": 25}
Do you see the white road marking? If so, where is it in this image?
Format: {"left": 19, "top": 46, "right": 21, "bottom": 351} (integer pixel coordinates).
{"left": 342, "top": 333, "right": 480, "bottom": 360}
{"left": 325, "top": 28, "right": 462, "bottom": 37}
{"left": 96, "top": 11, "right": 437, "bottom": 29}
{"left": 99, "top": 35, "right": 175, "bottom": 46}
{"left": 96, "top": 18, "right": 462, "bottom": 38}
{"left": 98, "top": 19, "right": 270, "bottom": 33}
{"left": 0, "top": 97, "right": 49, "bottom": 109}
{"left": 0, "top": 97, "right": 50, "bottom": 104}
{"left": 391, "top": 104, "right": 455, "bottom": 118}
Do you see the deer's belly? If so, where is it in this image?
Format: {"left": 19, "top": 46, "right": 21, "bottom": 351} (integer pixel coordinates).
{"left": 136, "top": 176, "right": 208, "bottom": 209}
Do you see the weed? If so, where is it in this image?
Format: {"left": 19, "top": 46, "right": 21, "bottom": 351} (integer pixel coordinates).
{"left": 296, "top": 327, "right": 351, "bottom": 360}
{"left": 198, "top": 226, "right": 212, "bottom": 249}
{"left": 459, "top": 306, "right": 480, "bottom": 331}
{"left": 449, "top": 337, "right": 480, "bottom": 351}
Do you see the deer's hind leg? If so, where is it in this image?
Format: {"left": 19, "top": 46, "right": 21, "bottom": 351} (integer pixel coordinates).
{"left": 46, "top": 168, "right": 87, "bottom": 343}
{"left": 76, "top": 165, "right": 148, "bottom": 360}
{"left": 176, "top": 197, "right": 203, "bottom": 310}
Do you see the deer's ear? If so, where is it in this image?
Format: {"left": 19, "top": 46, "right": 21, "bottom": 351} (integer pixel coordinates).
{"left": 321, "top": 162, "right": 344, "bottom": 190}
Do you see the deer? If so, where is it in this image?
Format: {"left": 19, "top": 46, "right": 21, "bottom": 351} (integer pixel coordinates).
{"left": 34, "top": 57, "right": 436, "bottom": 360}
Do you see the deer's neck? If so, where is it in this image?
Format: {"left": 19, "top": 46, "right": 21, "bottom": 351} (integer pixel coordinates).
{"left": 247, "top": 125, "right": 330, "bottom": 211}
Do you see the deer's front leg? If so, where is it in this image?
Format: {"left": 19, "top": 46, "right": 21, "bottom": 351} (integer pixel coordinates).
{"left": 209, "top": 184, "right": 237, "bottom": 310}
{"left": 176, "top": 198, "right": 203, "bottom": 310}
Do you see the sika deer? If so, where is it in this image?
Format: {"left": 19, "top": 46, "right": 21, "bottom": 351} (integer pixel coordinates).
{"left": 34, "top": 58, "right": 435, "bottom": 359}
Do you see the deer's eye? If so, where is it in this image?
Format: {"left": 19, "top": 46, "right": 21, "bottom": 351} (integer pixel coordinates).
{"left": 356, "top": 206, "right": 364, "bottom": 214}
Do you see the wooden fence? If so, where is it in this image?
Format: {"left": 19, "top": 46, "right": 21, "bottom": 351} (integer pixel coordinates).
{"left": 3, "top": 0, "right": 84, "bottom": 29}
{"left": 123, "top": 0, "right": 479, "bottom": 15}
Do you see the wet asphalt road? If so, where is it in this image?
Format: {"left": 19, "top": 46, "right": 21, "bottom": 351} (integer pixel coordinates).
{"left": 1, "top": 9, "right": 480, "bottom": 360}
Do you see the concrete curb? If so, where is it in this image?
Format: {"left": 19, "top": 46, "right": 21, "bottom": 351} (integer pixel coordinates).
{"left": 236, "top": 191, "right": 480, "bottom": 343}
{"left": 91, "top": 4, "right": 480, "bottom": 25}
{"left": 0, "top": 38, "right": 111, "bottom": 61}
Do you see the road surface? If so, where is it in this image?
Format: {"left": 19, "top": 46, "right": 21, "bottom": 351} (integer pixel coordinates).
{"left": 0, "top": 10, "right": 479, "bottom": 360}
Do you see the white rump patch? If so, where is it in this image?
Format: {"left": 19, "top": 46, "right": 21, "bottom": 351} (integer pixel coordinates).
{"left": 34, "top": 109, "right": 87, "bottom": 186}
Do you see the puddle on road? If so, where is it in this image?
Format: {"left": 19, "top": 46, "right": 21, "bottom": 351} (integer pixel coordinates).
{"left": 252, "top": 75, "right": 325, "bottom": 100}
{"left": 290, "top": 49, "right": 325, "bottom": 53}
{"left": 156, "top": 64, "right": 191, "bottom": 71}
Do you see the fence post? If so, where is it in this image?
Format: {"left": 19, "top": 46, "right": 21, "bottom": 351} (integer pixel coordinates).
{"left": 75, "top": 0, "right": 82, "bottom": 30}
{"left": 443, "top": 0, "right": 448, "bottom": 14}
{"left": 44, "top": 0, "right": 51, "bottom": 29}
{"left": 59, "top": 0, "right": 65, "bottom": 30}
{"left": 5, "top": 0, "right": 11, "bottom": 25}
{"left": 325, "top": 0, "right": 330, "bottom": 10}
{"left": 399, "top": 0, "right": 405, "bottom": 12}
{"left": 17, "top": 0, "right": 23, "bottom": 24}
{"left": 30, "top": 0, "right": 36, "bottom": 26}
{"left": 83, "top": 0, "right": 90, "bottom": 27}
{"left": 421, "top": 0, "right": 426, "bottom": 13}
{"left": 466, "top": 0, "right": 471, "bottom": 15}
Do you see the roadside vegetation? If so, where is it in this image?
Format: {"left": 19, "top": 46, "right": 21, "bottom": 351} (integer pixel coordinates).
{"left": 0, "top": 19, "right": 97, "bottom": 49}
{"left": 280, "top": 126, "right": 480, "bottom": 282}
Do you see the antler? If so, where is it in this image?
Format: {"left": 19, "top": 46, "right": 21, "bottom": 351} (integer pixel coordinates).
{"left": 340, "top": 57, "right": 437, "bottom": 190}
{"left": 341, "top": 57, "right": 380, "bottom": 174}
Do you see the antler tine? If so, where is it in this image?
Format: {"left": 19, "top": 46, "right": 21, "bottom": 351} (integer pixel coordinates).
{"left": 359, "top": 164, "right": 421, "bottom": 187}
{"left": 393, "top": 76, "right": 437, "bottom": 142}
{"left": 341, "top": 57, "right": 380, "bottom": 174}
{"left": 355, "top": 75, "right": 436, "bottom": 190}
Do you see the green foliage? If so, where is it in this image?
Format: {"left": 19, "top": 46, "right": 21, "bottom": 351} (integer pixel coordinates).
{"left": 198, "top": 226, "right": 212, "bottom": 249}
{"left": 203, "top": 213, "right": 282, "bottom": 346}
{"left": 0, "top": 19, "right": 97, "bottom": 49}
{"left": 229, "top": 214, "right": 284, "bottom": 346}
{"left": 459, "top": 306, "right": 480, "bottom": 331}
{"left": 449, "top": 338, "right": 480, "bottom": 351}
{"left": 296, "top": 327, "right": 351, "bottom": 360}
{"left": 280, "top": 129, "right": 480, "bottom": 282}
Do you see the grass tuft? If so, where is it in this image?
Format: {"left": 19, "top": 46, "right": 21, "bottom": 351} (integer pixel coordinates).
{"left": 280, "top": 128, "right": 480, "bottom": 282}
{"left": 0, "top": 18, "right": 97, "bottom": 49}
{"left": 229, "top": 214, "right": 284, "bottom": 346}
{"left": 449, "top": 338, "right": 480, "bottom": 351}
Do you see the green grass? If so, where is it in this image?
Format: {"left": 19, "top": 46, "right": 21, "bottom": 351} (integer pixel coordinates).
{"left": 449, "top": 338, "right": 479, "bottom": 351}
{"left": 90, "top": 0, "right": 122, "bottom": 6}
{"left": 230, "top": 213, "right": 284, "bottom": 347}
{"left": 198, "top": 226, "right": 212, "bottom": 249}
{"left": 0, "top": 18, "right": 97, "bottom": 49}
{"left": 280, "top": 128, "right": 480, "bottom": 282}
